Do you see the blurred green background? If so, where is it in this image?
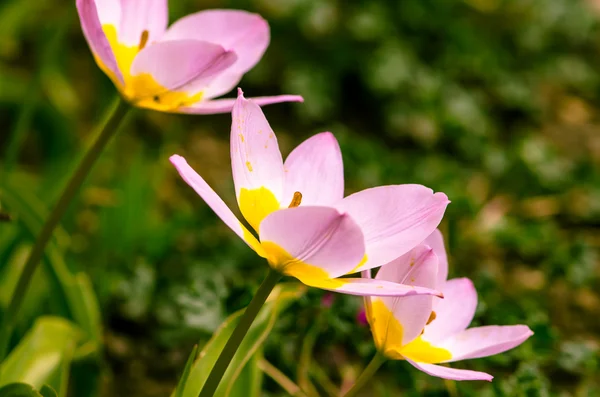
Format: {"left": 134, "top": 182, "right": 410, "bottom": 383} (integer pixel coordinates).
{"left": 1, "top": 0, "right": 599, "bottom": 396}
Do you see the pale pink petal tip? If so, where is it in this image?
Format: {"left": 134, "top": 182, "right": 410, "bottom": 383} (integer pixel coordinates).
{"left": 169, "top": 154, "right": 184, "bottom": 165}
{"left": 237, "top": 87, "right": 244, "bottom": 98}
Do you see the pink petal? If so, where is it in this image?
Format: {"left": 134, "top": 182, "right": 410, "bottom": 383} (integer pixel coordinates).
{"left": 230, "top": 89, "right": 285, "bottom": 206}
{"left": 374, "top": 245, "right": 439, "bottom": 345}
{"left": 361, "top": 269, "right": 373, "bottom": 324}
{"left": 313, "top": 277, "right": 442, "bottom": 297}
{"left": 162, "top": 10, "right": 269, "bottom": 98}
{"left": 94, "top": 0, "right": 121, "bottom": 26}
{"left": 117, "top": 0, "right": 168, "bottom": 45}
{"left": 179, "top": 94, "right": 304, "bottom": 114}
{"left": 259, "top": 206, "right": 365, "bottom": 280}
{"left": 282, "top": 132, "right": 344, "bottom": 207}
{"left": 169, "top": 155, "right": 262, "bottom": 254}
{"left": 374, "top": 244, "right": 435, "bottom": 285}
{"left": 407, "top": 360, "right": 493, "bottom": 382}
{"left": 439, "top": 325, "right": 534, "bottom": 362}
{"left": 422, "top": 278, "right": 477, "bottom": 344}
{"left": 76, "top": 0, "right": 123, "bottom": 84}
{"left": 131, "top": 40, "right": 236, "bottom": 95}
{"left": 335, "top": 185, "right": 450, "bottom": 272}
{"left": 425, "top": 229, "right": 448, "bottom": 287}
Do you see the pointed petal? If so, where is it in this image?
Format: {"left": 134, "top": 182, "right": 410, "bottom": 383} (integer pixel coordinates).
{"left": 76, "top": 0, "right": 124, "bottom": 84}
{"left": 231, "top": 90, "right": 286, "bottom": 230}
{"left": 439, "top": 325, "right": 534, "bottom": 363}
{"left": 425, "top": 229, "right": 448, "bottom": 287}
{"left": 372, "top": 246, "right": 439, "bottom": 347}
{"left": 335, "top": 185, "right": 450, "bottom": 272}
{"left": 407, "top": 360, "right": 493, "bottom": 382}
{"left": 423, "top": 278, "right": 477, "bottom": 344}
{"left": 169, "top": 155, "right": 263, "bottom": 255}
{"left": 282, "top": 132, "right": 344, "bottom": 207}
{"left": 259, "top": 206, "right": 365, "bottom": 281}
{"left": 130, "top": 40, "right": 236, "bottom": 96}
{"left": 180, "top": 95, "right": 304, "bottom": 114}
{"left": 314, "top": 278, "right": 441, "bottom": 297}
{"left": 163, "top": 10, "right": 269, "bottom": 75}
{"left": 117, "top": 0, "right": 167, "bottom": 45}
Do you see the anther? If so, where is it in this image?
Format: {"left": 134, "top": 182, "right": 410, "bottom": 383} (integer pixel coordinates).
{"left": 426, "top": 311, "right": 437, "bottom": 325}
{"left": 288, "top": 191, "right": 302, "bottom": 208}
{"left": 138, "top": 30, "right": 149, "bottom": 50}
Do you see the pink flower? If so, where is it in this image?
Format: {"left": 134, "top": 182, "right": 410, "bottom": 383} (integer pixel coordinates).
{"left": 363, "top": 230, "right": 534, "bottom": 381}
{"left": 170, "top": 89, "right": 449, "bottom": 297}
{"left": 76, "top": 0, "right": 302, "bottom": 113}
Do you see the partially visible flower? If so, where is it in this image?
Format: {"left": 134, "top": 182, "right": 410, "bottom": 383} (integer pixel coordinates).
{"left": 77, "top": 0, "right": 302, "bottom": 113}
{"left": 356, "top": 308, "right": 368, "bottom": 327}
{"left": 170, "top": 89, "right": 449, "bottom": 298}
{"left": 321, "top": 292, "right": 335, "bottom": 308}
{"left": 363, "top": 230, "right": 533, "bottom": 381}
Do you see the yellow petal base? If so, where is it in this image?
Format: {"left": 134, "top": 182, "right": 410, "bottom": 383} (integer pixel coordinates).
{"left": 369, "top": 299, "right": 452, "bottom": 363}
{"left": 94, "top": 24, "right": 203, "bottom": 111}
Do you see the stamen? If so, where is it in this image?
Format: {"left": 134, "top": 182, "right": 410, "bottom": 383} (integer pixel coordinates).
{"left": 138, "top": 30, "right": 149, "bottom": 50}
{"left": 426, "top": 311, "right": 437, "bottom": 325}
{"left": 288, "top": 191, "right": 302, "bottom": 208}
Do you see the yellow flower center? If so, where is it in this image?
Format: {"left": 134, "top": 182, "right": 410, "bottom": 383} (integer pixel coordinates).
{"left": 94, "top": 24, "right": 203, "bottom": 111}
{"left": 261, "top": 241, "right": 344, "bottom": 289}
{"left": 239, "top": 187, "right": 281, "bottom": 232}
{"left": 369, "top": 300, "right": 452, "bottom": 363}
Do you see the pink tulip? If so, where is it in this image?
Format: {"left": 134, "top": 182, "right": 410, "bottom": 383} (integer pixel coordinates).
{"left": 363, "top": 230, "right": 534, "bottom": 381}
{"left": 76, "top": 0, "right": 302, "bottom": 113}
{"left": 170, "top": 89, "right": 449, "bottom": 297}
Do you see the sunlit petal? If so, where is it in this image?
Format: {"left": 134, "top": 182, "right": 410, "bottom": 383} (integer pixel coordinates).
{"left": 283, "top": 132, "right": 344, "bottom": 207}
{"left": 336, "top": 185, "right": 449, "bottom": 272}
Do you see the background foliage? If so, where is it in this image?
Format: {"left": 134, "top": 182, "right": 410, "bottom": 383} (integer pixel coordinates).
{"left": 1, "top": 0, "right": 599, "bottom": 396}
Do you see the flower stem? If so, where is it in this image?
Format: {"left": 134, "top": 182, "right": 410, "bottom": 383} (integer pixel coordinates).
{"left": 0, "top": 97, "right": 132, "bottom": 361}
{"left": 199, "top": 268, "right": 282, "bottom": 397}
{"left": 343, "top": 352, "right": 387, "bottom": 397}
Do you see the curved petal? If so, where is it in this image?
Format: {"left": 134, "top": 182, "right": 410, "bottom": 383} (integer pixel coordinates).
{"left": 163, "top": 10, "right": 269, "bottom": 74}
{"left": 439, "top": 325, "right": 534, "bottom": 363}
{"left": 169, "top": 155, "right": 263, "bottom": 256}
{"left": 371, "top": 245, "right": 439, "bottom": 351}
{"left": 312, "top": 277, "right": 441, "bottom": 297}
{"left": 259, "top": 206, "right": 365, "bottom": 281}
{"left": 231, "top": 90, "right": 285, "bottom": 231}
{"left": 282, "top": 132, "right": 344, "bottom": 207}
{"left": 375, "top": 244, "right": 435, "bottom": 285}
{"left": 118, "top": 0, "right": 167, "bottom": 45}
{"left": 76, "top": 0, "right": 123, "bottom": 84}
{"left": 425, "top": 229, "right": 448, "bottom": 287}
{"left": 361, "top": 269, "right": 374, "bottom": 325}
{"left": 198, "top": 71, "right": 244, "bottom": 100}
{"left": 423, "top": 278, "right": 477, "bottom": 344}
{"left": 407, "top": 360, "right": 493, "bottom": 382}
{"left": 335, "top": 185, "right": 450, "bottom": 272}
{"left": 130, "top": 40, "right": 236, "bottom": 97}
{"left": 94, "top": 0, "right": 121, "bottom": 26}
{"left": 180, "top": 94, "right": 304, "bottom": 114}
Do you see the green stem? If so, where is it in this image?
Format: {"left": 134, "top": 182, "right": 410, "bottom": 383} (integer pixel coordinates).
{"left": 342, "top": 352, "right": 387, "bottom": 397}
{"left": 0, "top": 97, "right": 132, "bottom": 361}
{"left": 199, "top": 268, "right": 282, "bottom": 397}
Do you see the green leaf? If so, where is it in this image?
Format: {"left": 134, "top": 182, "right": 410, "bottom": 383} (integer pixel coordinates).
{"left": 0, "top": 180, "right": 102, "bottom": 346}
{"left": 175, "top": 283, "right": 305, "bottom": 397}
{"left": 0, "top": 317, "right": 80, "bottom": 393}
{"left": 174, "top": 345, "right": 198, "bottom": 397}
{"left": 0, "top": 383, "right": 42, "bottom": 397}
{"left": 38, "top": 386, "right": 57, "bottom": 397}
{"left": 227, "top": 354, "right": 263, "bottom": 397}
{"left": 0, "top": 383, "right": 56, "bottom": 397}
